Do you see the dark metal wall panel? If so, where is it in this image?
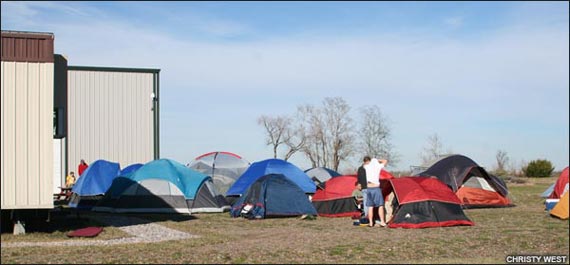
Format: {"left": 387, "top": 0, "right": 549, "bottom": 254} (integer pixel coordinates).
{"left": 1, "top": 31, "right": 54, "bottom": 63}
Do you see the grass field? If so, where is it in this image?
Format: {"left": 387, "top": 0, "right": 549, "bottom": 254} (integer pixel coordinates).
{"left": 1, "top": 176, "right": 568, "bottom": 264}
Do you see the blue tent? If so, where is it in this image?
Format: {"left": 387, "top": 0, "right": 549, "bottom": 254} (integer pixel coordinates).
{"left": 71, "top": 159, "right": 121, "bottom": 196}
{"left": 226, "top": 159, "right": 316, "bottom": 197}
{"left": 69, "top": 159, "right": 121, "bottom": 209}
{"left": 120, "top": 163, "right": 144, "bottom": 176}
{"left": 541, "top": 183, "right": 556, "bottom": 198}
{"left": 230, "top": 174, "right": 317, "bottom": 218}
{"left": 93, "top": 159, "right": 229, "bottom": 213}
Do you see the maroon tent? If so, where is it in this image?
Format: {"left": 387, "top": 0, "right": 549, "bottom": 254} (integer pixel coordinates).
{"left": 386, "top": 177, "right": 475, "bottom": 229}
{"left": 312, "top": 175, "right": 361, "bottom": 217}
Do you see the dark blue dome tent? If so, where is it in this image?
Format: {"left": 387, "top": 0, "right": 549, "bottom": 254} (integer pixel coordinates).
{"left": 226, "top": 159, "right": 316, "bottom": 198}
{"left": 230, "top": 174, "right": 317, "bottom": 219}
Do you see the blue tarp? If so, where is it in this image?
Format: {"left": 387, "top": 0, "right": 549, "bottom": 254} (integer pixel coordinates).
{"left": 226, "top": 159, "right": 316, "bottom": 196}
{"left": 106, "top": 159, "right": 210, "bottom": 200}
{"left": 120, "top": 163, "right": 144, "bottom": 176}
{"left": 71, "top": 160, "right": 121, "bottom": 196}
{"left": 541, "top": 183, "right": 556, "bottom": 198}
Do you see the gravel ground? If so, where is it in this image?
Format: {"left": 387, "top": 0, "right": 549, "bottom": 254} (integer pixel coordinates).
{"left": 1, "top": 215, "right": 196, "bottom": 248}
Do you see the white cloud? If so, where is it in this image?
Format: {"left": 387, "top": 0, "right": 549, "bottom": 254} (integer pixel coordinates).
{"left": 443, "top": 16, "right": 463, "bottom": 29}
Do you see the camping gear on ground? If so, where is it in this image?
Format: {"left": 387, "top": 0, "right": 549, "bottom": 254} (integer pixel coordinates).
{"left": 67, "top": 227, "right": 104, "bottom": 237}
{"left": 188, "top": 151, "right": 250, "bottom": 196}
{"left": 545, "top": 199, "right": 560, "bottom": 211}
{"left": 550, "top": 192, "right": 569, "bottom": 220}
{"left": 417, "top": 154, "right": 512, "bottom": 208}
{"left": 305, "top": 167, "right": 341, "bottom": 189}
{"left": 93, "top": 159, "right": 229, "bottom": 214}
{"left": 312, "top": 175, "right": 361, "bottom": 217}
{"left": 386, "top": 176, "right": 475, "bottom": 229}
{"left": 68, "top": 160, "right": 121, "bottom": 209}
{"left": 230, "top": 174, "right": 317, "bottom": 219}
{"left": 226, "top": 158, "right": 316, "bottom": 197}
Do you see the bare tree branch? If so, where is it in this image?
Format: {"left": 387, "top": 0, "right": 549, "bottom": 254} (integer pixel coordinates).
{"left": 257, "top": 115, "right": 290, "bottom": 159}
{"left": 358, "top": 105, "right": 399, "bottom": 166}
{"left": 420, "top": 133, "right": 445, "bottom": 166}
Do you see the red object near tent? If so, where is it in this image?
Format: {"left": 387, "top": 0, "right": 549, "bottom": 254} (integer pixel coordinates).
{"left": 386, "top": 177, "right": 475, "bottom": 229}
{"left": 549, "top": 167, "right": 569, "bottom": 199}
{"left": 312, "top": 175, "right": 361, "bottom": 217}
{"left": 67, "top": 227, "right": 103, "bottom": 237}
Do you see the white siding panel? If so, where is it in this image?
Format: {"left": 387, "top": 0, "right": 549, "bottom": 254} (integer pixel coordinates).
{"left": 27, "top": 63, "right": 40, "bottom": 206}
{"left": 1, "top": 62, "right": 4, "bottom": 206}
{"left": 1, "top": 61, "right": 54, "bottom": 209}
{"left": 67, "top": 70, "right": 155, "bottom": 173}
{"left": 15, "top": 62, "right": 28, "bottom": 206}
{"left": 39, "top": 63, "right": 54, "bottom": 206}
{"left": 1, "top": 62, "right": 17, "bottom": 207}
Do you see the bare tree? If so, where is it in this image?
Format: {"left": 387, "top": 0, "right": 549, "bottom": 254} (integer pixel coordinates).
{"left": 358, "top": 105, "right": 399, "bottom": 166}
{"left": 257, "top": 115, "right": 291, "bottom": 159}
{"left": 282, "top": 113, "right": 307, "bottom": 161}
{"left": 420, "top": 133, "right": 445, "bottom": 166}
{"left": 322, "top": 97, "right": 355, "bottom": 171}
{"left": 297, "top": 104, "right": 325, "bottom": 168}
{"left": 494, "top": 150, "right": 510, "bottom": 176}
{"left": 294, "top": 98, "right": 355, "bottom": 171}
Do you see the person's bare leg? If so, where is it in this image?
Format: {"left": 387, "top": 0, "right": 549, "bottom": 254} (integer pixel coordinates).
{"left": 379, "top": 206, "right": 386, "bottom": 225}
{"left": 368, "top": 206, "right": 374, "bottom": 226}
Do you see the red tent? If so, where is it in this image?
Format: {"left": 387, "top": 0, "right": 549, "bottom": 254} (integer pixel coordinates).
{"left": 380, "top": 169, "right": 394, "bottom": 201}
{"left": 549, "top": 167, "right": 569, "bottom": 199}
{"left": 386, "top": 177, "right": 475, "bottom": 229}
{"left": 312, "top": 175, "right": 360, "bottom": 217}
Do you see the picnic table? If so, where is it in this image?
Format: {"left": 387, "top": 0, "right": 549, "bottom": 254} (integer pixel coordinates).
{"left": 54, "top": 186, "right": 73, "bottom": 201}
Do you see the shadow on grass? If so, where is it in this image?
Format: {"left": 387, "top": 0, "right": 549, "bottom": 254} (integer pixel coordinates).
{"left": 2, "top": 206, "right": 198, "bottom": 235}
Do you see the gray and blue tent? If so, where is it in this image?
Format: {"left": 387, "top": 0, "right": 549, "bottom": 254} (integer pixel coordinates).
{"left": 188, "top": 151, "right": 250, "bottom": 196}
{"left": 69, "top": 159, "right": 121, "bottom": 209}
{"left": 230, "top": 174, "right": 317, "bottom": 219}
{"left": 305, "top": 167, "right": 341, "bottom": 189}
{"left": 93, "top": 159, "right": 229, "bottom": 214}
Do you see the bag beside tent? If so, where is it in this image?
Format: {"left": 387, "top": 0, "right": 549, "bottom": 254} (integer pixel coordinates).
{"left": 230, "top": 174, "right": 317, "bottom": 219}
{"left": 387, "top": 177, "right": 475, "bottom": 229}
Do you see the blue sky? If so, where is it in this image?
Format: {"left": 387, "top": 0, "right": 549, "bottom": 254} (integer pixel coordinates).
{"left": 2, "top": 1, "right": 568, "bottom": 172}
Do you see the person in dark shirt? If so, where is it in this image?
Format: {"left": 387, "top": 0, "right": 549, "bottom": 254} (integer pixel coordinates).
{"left": 357, "top": 156, "right": 371, "bottom": 218}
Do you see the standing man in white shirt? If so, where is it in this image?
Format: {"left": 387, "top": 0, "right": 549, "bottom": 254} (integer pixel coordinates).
{"left": 364, "top": 158, "right": 388, "bottom": 227}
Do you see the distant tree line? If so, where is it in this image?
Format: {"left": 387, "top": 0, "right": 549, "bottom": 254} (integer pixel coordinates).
{"left": 259, "top": 97, "right": 560, "bottom": 176}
